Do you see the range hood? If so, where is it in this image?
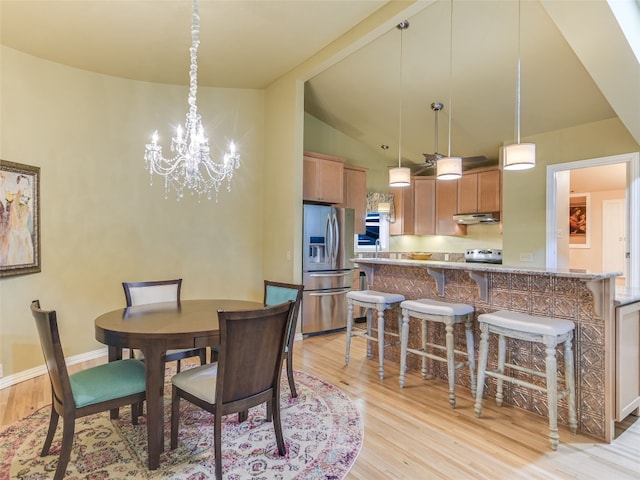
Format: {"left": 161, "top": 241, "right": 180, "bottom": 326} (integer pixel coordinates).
{"left": 453, "top": 213, "right": 499, "bottom": 225}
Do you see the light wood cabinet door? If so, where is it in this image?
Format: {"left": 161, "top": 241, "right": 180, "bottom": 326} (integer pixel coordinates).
{"left": 340, "top": 166, "right": 367, "bottom": 234}
{"left": 303, "top": 152, "right": 344, "bottom": 204}
{"left": 390, "top": 183, "right": 414, "bottom": 236}
{"left": 457, "top": 174, "right": 478, "bottom": 214}
{"left": 436, "top": 179, "right": 464, "bottom": 235}
{"left": 414, "top": 177, "right": 435, "bottom": 235}
{"left": 478, "top": 169, "right": 501, "bottom": 212}
{"left": 457, "top": 168, "right": 501, "bottom": 214}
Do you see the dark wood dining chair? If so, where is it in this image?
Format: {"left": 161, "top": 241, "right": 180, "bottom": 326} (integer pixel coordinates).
{"left": 211, "top": 280, "right": 304, "bottom": 397}
{"left": 30, "top": 300, "right": 147, "bottom": 480}
{"left": 263, "top": 280, "right": 304, "bottom": 397}
{"left": 122, "top": 278, "right": 207, "bottom": 372}
{"left": 170, "top": 301, "right": 295, "bottom": 479}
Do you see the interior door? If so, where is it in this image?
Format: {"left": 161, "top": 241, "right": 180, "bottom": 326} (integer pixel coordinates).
{"left": 602, "top": 199, "right": 626, "bottom": 282}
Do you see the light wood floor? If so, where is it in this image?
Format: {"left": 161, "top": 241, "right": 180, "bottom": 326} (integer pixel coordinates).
{"left": 2, "top": 331, "right": 640, "bottom": 479}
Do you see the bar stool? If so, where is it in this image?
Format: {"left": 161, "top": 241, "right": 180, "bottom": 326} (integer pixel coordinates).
{"left": 399, "top": 299, "right": 476, "bottom": 408}
{"left": 474, "top": 310, "right": 577, "bottom": 450}
{"left": 346, "top": 290, "right": 405, "bottom": 380}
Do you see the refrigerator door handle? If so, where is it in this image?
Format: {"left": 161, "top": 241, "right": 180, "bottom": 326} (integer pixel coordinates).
{"left": 325, "top": 213, "right": 333, "bottom": 264}
{"left": 307, "top": 287, "right": 351, "bottom": 297}
{"left": 308, "top": 271, "right": 351, "bottom": 278}
{"left": 332, "top": 213, "right": 340, "bottom": 261}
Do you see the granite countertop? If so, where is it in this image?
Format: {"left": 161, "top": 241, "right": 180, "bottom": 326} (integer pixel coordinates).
{"left": 615, "top": 287, "right": 640, "bottom": 307}
{"left": 352, "top": 257, "right": 621, "bottom": 281}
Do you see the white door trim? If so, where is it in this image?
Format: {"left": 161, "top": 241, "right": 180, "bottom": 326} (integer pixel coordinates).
{"left": 546, "top": 152, "right": 639, "bottom": 288}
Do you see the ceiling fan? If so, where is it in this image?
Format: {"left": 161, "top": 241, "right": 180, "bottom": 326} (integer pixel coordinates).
{"left": 413, "top": 102, "right": 488, "bottom": 176}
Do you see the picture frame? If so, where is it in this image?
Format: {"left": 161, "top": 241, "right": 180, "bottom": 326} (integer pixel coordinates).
{"left": 1, "top": 160, "right": 41, "bottom": 277}
{"left": 569, "top": 193, "right": 590, "bottom": 249}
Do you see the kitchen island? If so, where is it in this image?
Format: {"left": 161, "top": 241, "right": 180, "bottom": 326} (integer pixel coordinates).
{"left": 353, "top": 257, "right": 625, "bottom": 442}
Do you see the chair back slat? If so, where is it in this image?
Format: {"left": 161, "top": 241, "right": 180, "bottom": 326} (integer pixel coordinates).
{"left": 30, "top": 300, "right": 73, "bottom": 409}
{"left": 216, "top": 301, "right": 294, "bottom": 406}
{"left": 122, "top": 279, "right": 182, "bottom": 306}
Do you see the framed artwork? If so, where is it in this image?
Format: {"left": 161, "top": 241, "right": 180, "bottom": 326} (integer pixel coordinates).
{"left": 0, "top": 160, "right": 41, "bottom": 277}
{"left": 569, "top": 193, "right": 590, "bottom": 249}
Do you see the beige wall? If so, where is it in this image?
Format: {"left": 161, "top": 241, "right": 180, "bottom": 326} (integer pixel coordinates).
{"left": 1, "top": 0, "right": 411, "bottom": 379}
{"left": 0, "top": 47, "right": 266, "bottom": 376}
{"left": 502, "top": 117, "right": 639, "bottom": 266}
{"left": 304, "top": 112, "right": 389, "bottom": 191}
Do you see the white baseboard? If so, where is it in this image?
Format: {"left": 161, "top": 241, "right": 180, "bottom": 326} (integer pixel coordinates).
{"left": 0, "top": 347, "right": 108, "bottom": 390}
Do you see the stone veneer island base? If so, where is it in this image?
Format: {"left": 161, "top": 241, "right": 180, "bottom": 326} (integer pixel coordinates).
{"left": 354, "top": 258, "right": 619, "bottom": 442}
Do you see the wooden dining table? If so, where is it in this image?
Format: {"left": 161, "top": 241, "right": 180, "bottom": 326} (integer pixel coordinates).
{"left": 94, "top": 298, "right": 263, "bottom": 470}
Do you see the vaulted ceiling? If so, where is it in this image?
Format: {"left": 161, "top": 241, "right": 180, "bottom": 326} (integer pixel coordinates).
{"left": 2, "top": 1, "right": 638, "bottom": 172}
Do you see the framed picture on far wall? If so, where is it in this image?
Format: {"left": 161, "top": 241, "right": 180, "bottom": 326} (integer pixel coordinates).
{"left": 569, "top": 193, "right": 590, "bottom": 249}
{"left": 0, "top": 160, "right": 41, "bottom": 277}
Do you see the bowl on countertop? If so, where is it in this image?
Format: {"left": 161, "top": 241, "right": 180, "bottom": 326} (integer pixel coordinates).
{"left": 410, "top": 252, "right": 432, "bottom": 260}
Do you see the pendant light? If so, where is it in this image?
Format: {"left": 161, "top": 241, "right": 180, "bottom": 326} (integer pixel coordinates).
{"left": 389, "top": 20, "right": 411, "bottom": 188}
{"left": 503, "top": 0, "right": 535, "bottom": 170}
{"left": 437, "top": 0, "right": 462, "bottom": 181}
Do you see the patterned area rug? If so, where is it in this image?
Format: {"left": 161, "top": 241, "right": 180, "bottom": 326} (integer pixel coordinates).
{"left": 1, "top": 371, "right": 362, "bottom": 479}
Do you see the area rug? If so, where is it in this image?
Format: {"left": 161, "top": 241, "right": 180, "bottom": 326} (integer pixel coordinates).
{"left": 1, "top": 371, "right": 362, "bottom": 479}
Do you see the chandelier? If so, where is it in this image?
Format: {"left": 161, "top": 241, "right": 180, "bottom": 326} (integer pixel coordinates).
{"left": 144, "top": 0, "right": 240, "bottom": 201}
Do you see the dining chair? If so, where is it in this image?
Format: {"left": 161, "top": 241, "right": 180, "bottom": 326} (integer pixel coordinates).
{"left": 210, "top": 280, "right": 304, "bottom": 397}
{"left": 170, "top": 301, "right": 295, "bottom": 479}
{"left": 263, "top": 280, "right": 304, "bottom": 397}
{"left": 30, "top": 300, "right": 147, "bottom": 480}
{"left": 122, "top": 278, "right": 207, "bottom": 372}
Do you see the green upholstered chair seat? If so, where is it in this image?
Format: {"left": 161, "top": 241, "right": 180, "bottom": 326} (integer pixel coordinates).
{"left": 70, "top": 359, "right": 146, "bottom": 408}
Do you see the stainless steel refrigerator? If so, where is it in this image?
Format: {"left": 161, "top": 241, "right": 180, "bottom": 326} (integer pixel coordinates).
{"left": 302, "top": 204, "right": 354, "bottom": 335}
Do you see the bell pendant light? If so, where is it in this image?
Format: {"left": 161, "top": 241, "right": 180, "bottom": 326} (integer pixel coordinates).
{"left": 437, "top": 0, "right": 462, "bottom": 181}
{"left": 389, "top": 20, "right": 411, "bottom": 188}
{"left": 503, "top": 0, "right": 535, "bottom": 170}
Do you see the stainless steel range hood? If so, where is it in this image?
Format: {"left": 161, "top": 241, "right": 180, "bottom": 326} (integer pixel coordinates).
{"left": 452, "top": 213, "right": 499, "bottom": 225}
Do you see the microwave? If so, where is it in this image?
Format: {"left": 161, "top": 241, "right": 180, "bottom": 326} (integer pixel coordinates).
{"left": 355, "top": 213, "right": 389, "bottom": 252}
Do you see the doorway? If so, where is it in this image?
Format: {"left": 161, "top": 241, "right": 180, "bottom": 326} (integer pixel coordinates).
{"left": 546, "top": 152, "right": 640, "bottom": 289}
{"left": 602, "top": 198, "right": 626, "bottom": 286}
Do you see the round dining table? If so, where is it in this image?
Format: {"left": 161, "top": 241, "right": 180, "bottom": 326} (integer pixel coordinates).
{"left": 95, "top": 298, "right": 263, "bottom": 470}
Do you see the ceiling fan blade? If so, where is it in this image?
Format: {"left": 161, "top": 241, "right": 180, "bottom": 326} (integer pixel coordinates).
{"left": 461, "top": 155, "right": 488, "bottom": 163}
{"left": 412, "top": 164, "right": 435, "bottom": 176}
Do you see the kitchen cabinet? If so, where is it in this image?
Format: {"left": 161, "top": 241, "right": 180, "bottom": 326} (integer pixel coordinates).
{"left": 303, "top": 151, "right": 344, "bottom": 204}
{"left": 390, "top": 182, "right": 414, "bottom": 236}
{"left": 436, "top": 179, "right": 465, "bottom": 235}
{"left": 413, "top": 177, "right": 435, "bottom": 235}
{"left": 615, "top": 301, "right": 640, "bottom": 421}
{"left": 457, "top": 168, "right": 501, "bottom": 214}
{"left": 339, "top": 166, "right": 367, "bottom": 234}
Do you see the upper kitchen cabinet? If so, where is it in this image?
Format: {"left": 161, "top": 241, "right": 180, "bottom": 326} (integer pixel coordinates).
{"left": 338, "top": 165, "right": 367, "bottom": 234}
{"left": 436, "top": 179, "right": 466, "bottom": 236}
{"left": 303, "top": 151, "right": 344, "bottom": 204}
{"left": 457, "top": 168, "right": 501, "bottom": 214}
{"left": 390, "top": 182, "right": 415, "bottom": 236}
{"left": 413, "top": 177, "right": 435, "bottom": 235}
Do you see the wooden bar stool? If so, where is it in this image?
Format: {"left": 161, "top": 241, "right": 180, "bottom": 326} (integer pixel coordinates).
{"left": 474, "top": 310, "right": 577, "bottom": 450}
{"left": 346, "top": 290, "right": 405, "bottom": 380}
{"left": 399, "top": 299, "right": 476, "bottom": 408}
